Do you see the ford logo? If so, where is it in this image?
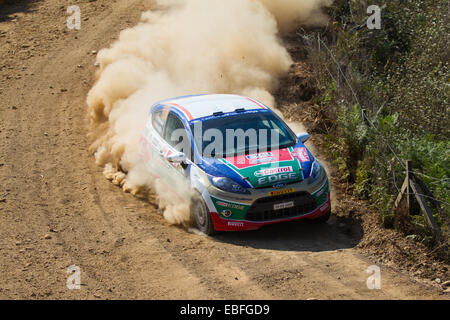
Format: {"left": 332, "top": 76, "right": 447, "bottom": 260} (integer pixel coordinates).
{"left": 273, "top": 182, "right": 286, "bottom": 189}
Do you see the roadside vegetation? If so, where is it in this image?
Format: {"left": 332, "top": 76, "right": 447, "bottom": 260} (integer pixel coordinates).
{"left": 302, "top": 0, "right": 449, "bottom": 252}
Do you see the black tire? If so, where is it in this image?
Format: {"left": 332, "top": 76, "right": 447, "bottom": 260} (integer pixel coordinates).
{"left": 190, "top": 192, "right": 215, "bottom": 235}
{"left": 312, "top": 211, "right": 331, "bottom": 223}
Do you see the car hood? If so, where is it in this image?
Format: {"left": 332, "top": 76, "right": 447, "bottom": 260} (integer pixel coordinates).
{"left": 198, "top": 143, "right": 314, "bottom": 188}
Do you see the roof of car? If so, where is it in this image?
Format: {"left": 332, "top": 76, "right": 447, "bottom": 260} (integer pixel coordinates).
{"left": 155, "top": 94, "right": 269, "bottom": 121}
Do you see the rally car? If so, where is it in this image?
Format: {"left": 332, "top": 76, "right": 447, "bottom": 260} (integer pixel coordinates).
{"left": 139, "top": 94, "right": 331, "bottom": 235}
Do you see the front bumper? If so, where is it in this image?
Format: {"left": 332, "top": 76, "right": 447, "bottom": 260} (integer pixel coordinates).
{"left": 204, "top": 170, "right": 331, "bottom": 231}
{"left": 211, "top": 197, "right": 331, "bottom": 231}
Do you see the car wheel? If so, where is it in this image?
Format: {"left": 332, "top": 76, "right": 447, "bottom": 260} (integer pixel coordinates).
{"left": 190, "top": 192, "right": 215, "bottom": 235}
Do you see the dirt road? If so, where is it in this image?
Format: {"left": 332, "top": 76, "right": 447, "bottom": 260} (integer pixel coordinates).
{"left": 0, "top": 0, "right": 445, "bottom": 299}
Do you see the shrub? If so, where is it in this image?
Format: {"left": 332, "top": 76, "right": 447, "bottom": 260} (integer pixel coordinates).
{"left": 308, "top": 0, "right": 449, "bottom": 246}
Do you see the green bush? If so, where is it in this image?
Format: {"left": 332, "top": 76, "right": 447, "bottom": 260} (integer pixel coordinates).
{"left": 310, "top": 0, "right": 449, "bottom": 246}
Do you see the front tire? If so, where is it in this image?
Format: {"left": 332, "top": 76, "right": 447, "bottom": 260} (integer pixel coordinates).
{"left": 190, "top": 193, "right": 215, "bottom": 235}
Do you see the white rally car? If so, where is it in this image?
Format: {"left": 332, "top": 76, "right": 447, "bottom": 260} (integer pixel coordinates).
{"left": 139, "top": 94, "right": 331, "bottom": 234}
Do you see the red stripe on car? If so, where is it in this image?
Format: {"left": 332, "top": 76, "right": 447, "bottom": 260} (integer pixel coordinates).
{"left": 169, "top": 102, "right": 194, "bottom": 120}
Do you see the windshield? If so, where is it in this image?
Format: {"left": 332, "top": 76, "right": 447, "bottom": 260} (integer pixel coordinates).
{"left": 190, "top": 111, "right": 297, "bottom": 158}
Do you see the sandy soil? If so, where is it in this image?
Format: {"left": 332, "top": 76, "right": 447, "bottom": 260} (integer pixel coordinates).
{"left": 0, "top": 0, "right": 447, "bottom": 299}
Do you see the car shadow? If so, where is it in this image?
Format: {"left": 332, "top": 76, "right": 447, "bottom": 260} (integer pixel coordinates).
{"left": 213, "top": 214, "right": 363, "bottom": 252}
{"left": 0, "top": 0, "right": 37, "bottom": 23}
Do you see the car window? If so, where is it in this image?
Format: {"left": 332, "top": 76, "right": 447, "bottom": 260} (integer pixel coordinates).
{"left": 163, "top": 112, "right": 190, "bottom": 154}
{"left": 152, "top": 110, "right": 165, "bottom": 136}
{"left": 266, "top": 119, "right": 289, "bottom": 140}
{"left": 190, "top": 111, "right": 296, "bottom": 158}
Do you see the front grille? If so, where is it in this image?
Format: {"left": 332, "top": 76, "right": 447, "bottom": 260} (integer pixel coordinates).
{"left": 245, "top": 191, "right": 317, "bottom": 222}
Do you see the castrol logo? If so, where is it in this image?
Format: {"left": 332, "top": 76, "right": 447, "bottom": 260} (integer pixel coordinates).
{"left": 254, "top": 166, "right": 293, "bottom": 177}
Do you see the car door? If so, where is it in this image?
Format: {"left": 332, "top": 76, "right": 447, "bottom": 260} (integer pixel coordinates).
{"left": 141, "top": 108, "right": 192, "bottom": 200}
{"left": 162, "top": 111, "right": 192, "bottom": 181}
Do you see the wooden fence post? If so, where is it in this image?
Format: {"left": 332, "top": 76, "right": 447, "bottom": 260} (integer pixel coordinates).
{"left": 394, "top": 160, "right": 444, "bottom": 243}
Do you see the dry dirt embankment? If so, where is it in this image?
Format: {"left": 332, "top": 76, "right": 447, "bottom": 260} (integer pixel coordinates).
{"left": 0, "top": 0, "right": 446, "bottom": 299}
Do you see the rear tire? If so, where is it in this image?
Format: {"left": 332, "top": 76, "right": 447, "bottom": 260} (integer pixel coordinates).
{"left": 190, "top": 192, "right": 215, "bottom": 235}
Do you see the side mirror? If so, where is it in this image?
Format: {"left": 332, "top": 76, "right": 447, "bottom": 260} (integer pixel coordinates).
{"left": 166, "top": 152, "right": 187, "bottom": 164}
{"left": 296, "top": 132, "right": 310, "bottom": 143}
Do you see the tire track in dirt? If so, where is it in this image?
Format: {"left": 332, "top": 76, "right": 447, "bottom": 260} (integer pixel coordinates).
{"left": 0, "top": 0, "right": 213, "bottom": 299}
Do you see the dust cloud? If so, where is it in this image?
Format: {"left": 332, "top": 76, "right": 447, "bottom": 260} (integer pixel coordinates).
{"left": 86, "top": 0, "right": 329, "bottom": 225}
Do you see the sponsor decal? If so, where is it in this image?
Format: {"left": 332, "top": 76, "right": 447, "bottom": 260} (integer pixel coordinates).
{"left": 246, "top": 152, "right": 273, "bottom": 160}
{"left": 228, "top": 221, "right": 244, "bottom": 227}
{"left": 291, "top": 147, "right": 310, "bottom": 162}
{"left": 211, "top": 197, "right": 249, "bottom": 220}
{"left": 254, "top": 166, "right": 293, "bottom": 177}
{"left": 246, "top": 152, "right": 275, "bottom": 164}
{"left": 269, "top": 188, "right": 295, "bottom": 196}
{"left": 216, "top": 201, "right": 245, "bottom": 211}
{"left": 273, "top": 182, "right": 286, "bottom": 189}
{"left": 220, "top": 209, "right": 232, "bottom": 218}
{"left": 224, "top": 148, "right": 293, "bottom": 169}
{"left": 273, "top": 201, "right": 294, "bottom": 210}
{"left": 257, "top": 173, "right": 298, "bottom": 185}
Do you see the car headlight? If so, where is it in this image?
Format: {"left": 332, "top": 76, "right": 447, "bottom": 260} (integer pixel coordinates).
{"left": 208, "top": 176, "right": 250, "bottom": 194}
{"left": 309, "top": 160, "right": 322, "bottom": 183}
